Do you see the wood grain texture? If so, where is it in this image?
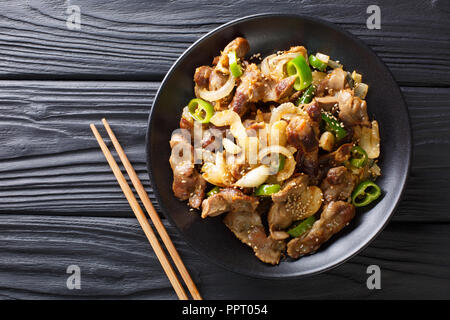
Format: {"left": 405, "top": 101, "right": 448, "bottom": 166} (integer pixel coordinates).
{"left": 0, "top": 0, "right": 449, "bottom": 300}
{"left": 0, "top": 0, "right": 449, "bottom": 86}
{"left": 0, "top": 81, "right": 448, "bottom": 221}
{"left": 0, "top": 215, "right": 448, "bottom": 299}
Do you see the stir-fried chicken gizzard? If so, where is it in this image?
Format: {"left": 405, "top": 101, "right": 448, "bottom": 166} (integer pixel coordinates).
{"left": 169, "top": 37, "right": 382, "bottom": 264}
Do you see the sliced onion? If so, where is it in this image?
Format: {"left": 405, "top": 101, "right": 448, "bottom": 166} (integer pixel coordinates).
{"left": 222, "top": 138, "right": 241, "bottom": 154}
{"left": 351, "top": 70, "right": 362, "bottom": 84}
{"left": 246, "top": 136, "right": 259, "bottom": 165}
{"left": 169, "top": 143, "right": 192, "bottom": 169}
{"left": 277, "top": 153, "right": 296, "bottom": 181}
{"left": 261, "top": 52, "right": 301, "bottom": 81}
{"left": 269, "top": 120, "right": 288, "bottom": 146}
{"left": 234, "top": 165, "right": 270, "bottom": 188}
{"left": 360, "top": 120, "right": 380, "bottom": 159}
{"left": 312, "top": 71, "right": 327, "bottom": 86}
{"left": 181, "top": 106, "right": 194, "bottom": 124}
{"left": 257, "top": 124, "right": 269, "bottom": 149}
{"left": 200, "top": 149, "right": 215, "bottom": 163}
{"left": 198, "top": 74, "right": 235, "bottom": 102}
{"left": 202, "top": 162, "right": 227, "bottom": 186}
{"left": 201, "top": 152, "right": 234, "bottom": 187}
{"left": 354, "top": 82, "right": 369, "bottom": 99}
{"left": 269, "top": 102, "right": 298, "bottom": 124}
{"left": 210, "top": 110, "right": 247, "bottom": 145}
{"left": 260, "top": 53, "right": 276, "bottom": 75}
{"left": 258, "top": 145, "right": 296, "bottom": 181}
{"left": 258, "top": 145, "right": 294, "bottom": 163}
{"left": 280, "top": 113, "right": 300, "bottom": 122}
{"left": 301, "top": 186, "right": 323, "bottom": 216}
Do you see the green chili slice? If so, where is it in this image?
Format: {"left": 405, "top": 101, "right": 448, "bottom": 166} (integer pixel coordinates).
{"left": 287, "top": 216, "right": 316, "bottom": 238}
{"left": 351, "top": 180, "right": 381, "bottom": 207}
{"left": 207, "top": 186, "right": 220, "bottom": 197}
{"left": 350, "top": 146, "right": 368, "bottom": 168}
{"left": 255, "top": 184, "right": 281, "bottom": 197}
{"left": 228, "top": 50, "right": 243, "bottom": 78}
{"left": 286, "top": 55, "right": 312, "bottom": 91}
{"left": 321, "top": 112, "right": 347, "bottom": 141}
{"left": 297, "top": 84, "right": 316, "bottom": 105}
{"left": 188, "top": 98, "right": 214, "bottom": 124}
{"left": 277, "top": 155, "right": 286, "bottom": 172}
{"left": 308, "top": 54, "right": 327, "bottom": 71}
{"left": 269, "top": 154, "right": 285, "bottom": 174}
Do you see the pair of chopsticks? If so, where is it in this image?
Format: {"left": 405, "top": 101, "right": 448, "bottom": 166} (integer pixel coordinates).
{"left": 90, "top": 119, "right": 201, "bottom": 300}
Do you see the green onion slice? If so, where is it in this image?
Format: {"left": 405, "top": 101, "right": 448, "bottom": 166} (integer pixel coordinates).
{"left": 350, "top": 146, "right": 368, "bottom": 168}
{"left": 207, "top": 186, "right": 220, "bottom": 197}
{"left": 321, "top": 112, "right": 347, "bottom": 141}
{"left": 254, "top": 184, "right": 281, "bottom": 197}
{"left": 308, "top": 54, "right": 327, "bottom": 71}
{"left": 188, "top": 98, "right": 214, "bottom": 124}
{"left": 228, "top": 50, "right": 243, "bottom": 78}
{"left": 286, "top": 55, "right": 312, "bottom": 91}
{"left": 297, "top": 84, "right": 316, "bottom": 105}
{"left": 287, "top": 216, "right": 316, "bottom": 238}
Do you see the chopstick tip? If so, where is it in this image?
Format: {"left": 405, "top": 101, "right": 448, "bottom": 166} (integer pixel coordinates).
{"left": 90, "top": 123, "right": 100, "bottom": 137}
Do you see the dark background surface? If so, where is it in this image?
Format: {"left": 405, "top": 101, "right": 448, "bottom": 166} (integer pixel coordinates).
{"left": 0, "top": 0, "right": 449, "bottom": 299}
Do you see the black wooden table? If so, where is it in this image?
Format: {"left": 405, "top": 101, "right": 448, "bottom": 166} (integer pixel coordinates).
{"left": 0, "top": 0, "right": 449, "bottom": 300}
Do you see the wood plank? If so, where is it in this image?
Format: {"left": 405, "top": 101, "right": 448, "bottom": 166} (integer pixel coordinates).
{"left": 0, "top": 81, "right": 448, "bottom": 221}
{"left": 0, "top": 0, "right": 448, "bottom": 86}
{"left": 0, "top": 215, "right": 448, "bottom": 299}
{"left": 397, "top": 87, "right": 450, "bottom": 222}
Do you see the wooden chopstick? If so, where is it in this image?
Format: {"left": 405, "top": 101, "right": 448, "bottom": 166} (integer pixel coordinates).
{"left": 101, "top": 118, "right": 202, "bottom": 300}
{"left": 90, "top": 123, "right": 190, "bottom": 300}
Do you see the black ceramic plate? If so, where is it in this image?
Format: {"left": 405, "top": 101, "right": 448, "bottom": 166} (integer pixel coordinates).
{"left": 146, "top": 14, "right": 411, "bottom": 279}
